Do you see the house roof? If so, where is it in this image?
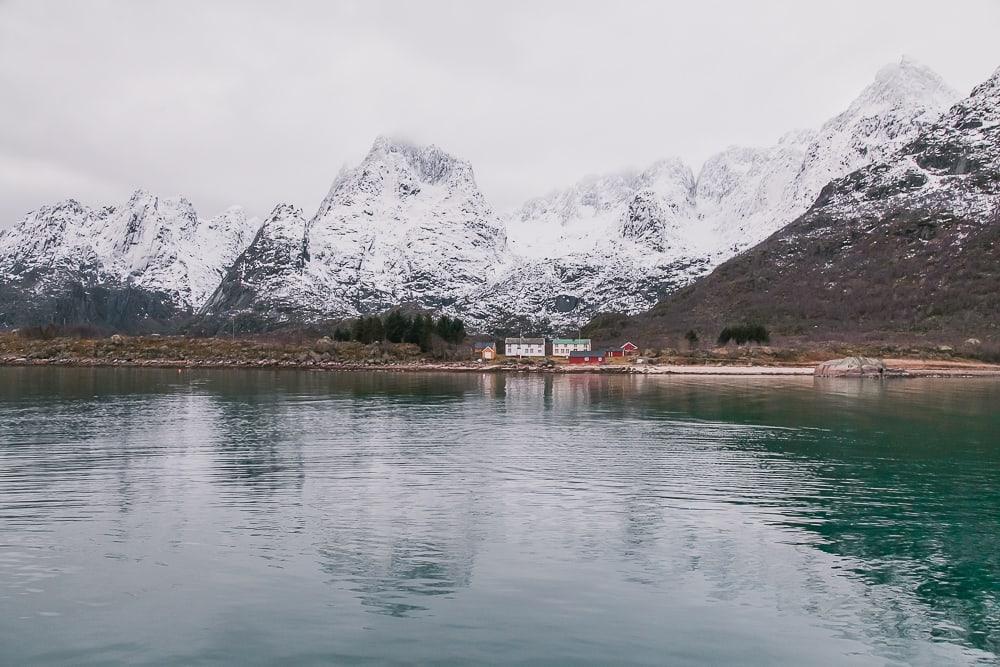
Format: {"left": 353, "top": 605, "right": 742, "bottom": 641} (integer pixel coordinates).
{"left": 621, "top": 341, "right": 638, "bottom": 349}
{"left": 505, "top": 337, "right": 545, "bottom": 345}
{"left": 552, "top": 338, "right": 590, "bottom": 344}
{"left": 473, "top": 342, "right": 496, "bottom": 350}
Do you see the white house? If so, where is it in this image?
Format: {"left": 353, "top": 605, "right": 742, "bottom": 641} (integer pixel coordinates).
{"left": 505, "top": 337, "right": 546, "bottom": 357}
{"left": 551, "top": 338, "right": 591, "bottom": 357}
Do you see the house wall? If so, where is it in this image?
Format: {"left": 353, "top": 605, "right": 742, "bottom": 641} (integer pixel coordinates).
{"left": 552, "top": 341, "right": 591, "bottom": 357}
{"left": 568, "top": 355, "right": 602, "bottom": 364}
{"left": 505, "top": 344, "right": 545, "bottom": 357}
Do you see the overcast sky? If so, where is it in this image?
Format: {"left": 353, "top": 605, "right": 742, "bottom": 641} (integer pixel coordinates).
{"left": 1, "top": 0, "right": 998, "bottom": 227}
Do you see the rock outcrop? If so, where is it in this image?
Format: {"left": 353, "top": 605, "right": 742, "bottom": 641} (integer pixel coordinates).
{"left": 815, "top": 357, "right": 889, "bottom": 378}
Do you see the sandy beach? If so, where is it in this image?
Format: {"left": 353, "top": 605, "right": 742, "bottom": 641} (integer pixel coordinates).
{"left": 3, "top": 354, "right": 1000, "bottom": 377}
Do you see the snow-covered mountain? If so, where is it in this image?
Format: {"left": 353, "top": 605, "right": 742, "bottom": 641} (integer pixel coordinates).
{"left": 694, "top": 129, "right": 816, "bottom": 256}
{"left": 791, "top": 56, "right": 960, "bottom": 210}
{"left": 0, "top": 58, "right": 971, "bottom": 334}
{"left": 0, "top": 190, "right": 259, "bottom": 327}
{"left": 494, "top": 57, "right": 959, "bottom": 330}
{"left": 598, "top": 64, "right": 1000, "bottom": 342}
{"left": 506, "top": 158, "right": 698, "bottom": 258}
{"left": 201, "top": 137, "right": 508, "bottom": 328}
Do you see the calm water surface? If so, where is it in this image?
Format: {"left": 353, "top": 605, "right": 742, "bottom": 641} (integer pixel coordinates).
{"left": 1, "top": 368, "right": 998, "bottom": 665}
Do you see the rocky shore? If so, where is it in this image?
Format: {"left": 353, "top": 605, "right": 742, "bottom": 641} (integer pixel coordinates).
{"left": 3, "top": 353, "right": 999, "bottom": 378}
{"left": 2, "top": 335, "right": 999, "bottom": 378}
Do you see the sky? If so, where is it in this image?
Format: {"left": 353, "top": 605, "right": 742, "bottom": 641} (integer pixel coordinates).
{"left": 1, "top": 0, "right": 999, "bottom": 227}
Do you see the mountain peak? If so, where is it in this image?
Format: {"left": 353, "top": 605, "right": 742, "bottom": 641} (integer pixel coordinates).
{"left": 318, "top": 137, "right": 478, "bottom": 216}
{"left": 215, "top": 205, "right": 247, "bottom": 219}
{"left": 876, "top": 55, "right": 931, "bottom": 79}
{"left": 266, "top": 203, "right": 304, "bottom": 221}
{"left": 363, "top": 135, "right": 471, "bottom": 185}
{"left": 369, "top": 134, "right": 420, "bottom": 154}
{"left": 861, "top": 57, "right": 958, "bottom": 111}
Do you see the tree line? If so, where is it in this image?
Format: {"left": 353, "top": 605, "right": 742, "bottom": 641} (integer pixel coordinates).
{"left": 717, "top": 323, "right": 770, "bottom": 346}
{"left": 332, "top": 312, "right": 466, "bottom": 350}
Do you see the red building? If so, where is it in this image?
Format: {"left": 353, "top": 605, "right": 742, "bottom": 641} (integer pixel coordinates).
{"left": 605, "top": 342, "right": 639, "bottom": 358}
{"left": 568, "top": 351, "right": 604, "bottom": 365}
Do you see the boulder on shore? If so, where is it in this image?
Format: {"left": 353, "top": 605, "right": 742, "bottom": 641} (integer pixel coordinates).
{"left": 814, "top": 357, "right": 888, "bottom": 378}
{"left": 313, "top": 336, "right": 335, "bottom": 354}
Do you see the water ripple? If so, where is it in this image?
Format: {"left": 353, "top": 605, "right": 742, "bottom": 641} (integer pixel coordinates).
{"left": 0, "top": 368, "right": 998, "bottom": 664}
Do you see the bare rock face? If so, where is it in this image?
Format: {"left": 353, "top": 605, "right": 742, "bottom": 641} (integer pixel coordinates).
{"left": 815, "top": 357, "right": 887, "bottom": 377}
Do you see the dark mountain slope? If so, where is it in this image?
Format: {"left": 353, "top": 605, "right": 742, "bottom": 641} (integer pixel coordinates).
{"left": 589, "top": 68, "right": 1000, "bottom": 345}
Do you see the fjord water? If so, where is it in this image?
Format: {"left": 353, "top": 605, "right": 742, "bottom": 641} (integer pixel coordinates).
{"left": 1, "top": 369, "right": 998, "bottom": 665}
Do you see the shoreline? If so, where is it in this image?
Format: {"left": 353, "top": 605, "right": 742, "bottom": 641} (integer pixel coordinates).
{"left": 4, "top": 356, "right": 1000, "bottom": 378}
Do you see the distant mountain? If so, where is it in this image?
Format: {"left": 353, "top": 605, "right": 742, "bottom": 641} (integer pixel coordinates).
{"left": 0, "top": 191, "right": 258, "bottom": 329}
{"left": 499, "top": 58, "right": 959, "bottom": 330}
{"left": 589, "top": 66, "right": 1000, "bottom": 344}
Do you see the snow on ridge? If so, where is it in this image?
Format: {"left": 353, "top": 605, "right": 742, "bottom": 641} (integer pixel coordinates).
{"left": 0, "top": 189, "right": 261, "bottom": 310}
{"left": 496, "top": 57, "right": 961, "bottom": 328}
{"left": 207, "top": 136, "right": 510, "bottom": 324}
{"left": 790, "top": 56, "right": 960, "bottom": 210}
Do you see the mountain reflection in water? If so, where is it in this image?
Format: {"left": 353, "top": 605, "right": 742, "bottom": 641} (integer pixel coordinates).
{"left": 0, "top": 368, "right": 997, "bottom": 665}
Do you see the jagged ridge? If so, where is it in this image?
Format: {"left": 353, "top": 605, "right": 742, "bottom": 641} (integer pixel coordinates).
{"left": 0, "top": 190, "right": 258, "bottom": 329}
{"left": 592, "top": 65, "right": 1000, "bottom": 343}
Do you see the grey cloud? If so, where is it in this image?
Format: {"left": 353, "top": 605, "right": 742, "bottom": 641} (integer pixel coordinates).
{"left": 1, "top": 0, "right": 998, "bottom": 226}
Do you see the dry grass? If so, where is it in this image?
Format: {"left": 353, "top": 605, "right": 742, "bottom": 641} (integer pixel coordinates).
{"left": 0, "top": 333, "right": 424, "bottom": 366}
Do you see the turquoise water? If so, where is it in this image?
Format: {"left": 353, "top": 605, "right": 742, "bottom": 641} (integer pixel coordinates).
{"left": 1, "top": 368, "right": 998, "bottom": 664}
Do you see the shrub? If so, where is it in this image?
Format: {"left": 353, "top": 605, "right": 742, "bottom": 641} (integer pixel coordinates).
{"left": 717, "top": 323, "right": 770, "bottom": 346}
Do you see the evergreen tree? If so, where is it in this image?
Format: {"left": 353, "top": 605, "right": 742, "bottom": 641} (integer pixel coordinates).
{"left": 352, "top": 316, "right": 385, "bottom": 344}
{"left": 435, "top": 315, "right": 452, "bottom": 341}
{"left": 384, "top": 311, "right": 409, "bottom": 343}
{"left": 404, "top": 315, "right": 424, "bottom": 346}
{"left": 422, "top": 314, "right": 434, "bottom": 349}
{"left": 717, "top": 323, "right": 770, "bottom": 346}
{"left": 370, "top": 316, "right": 385, "bottom": 342}
{"left": 351, "top": 317, "right": 367, "bottom": 343}
{"left": 450, "top": 318, "right": 466, "bottom": 344}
